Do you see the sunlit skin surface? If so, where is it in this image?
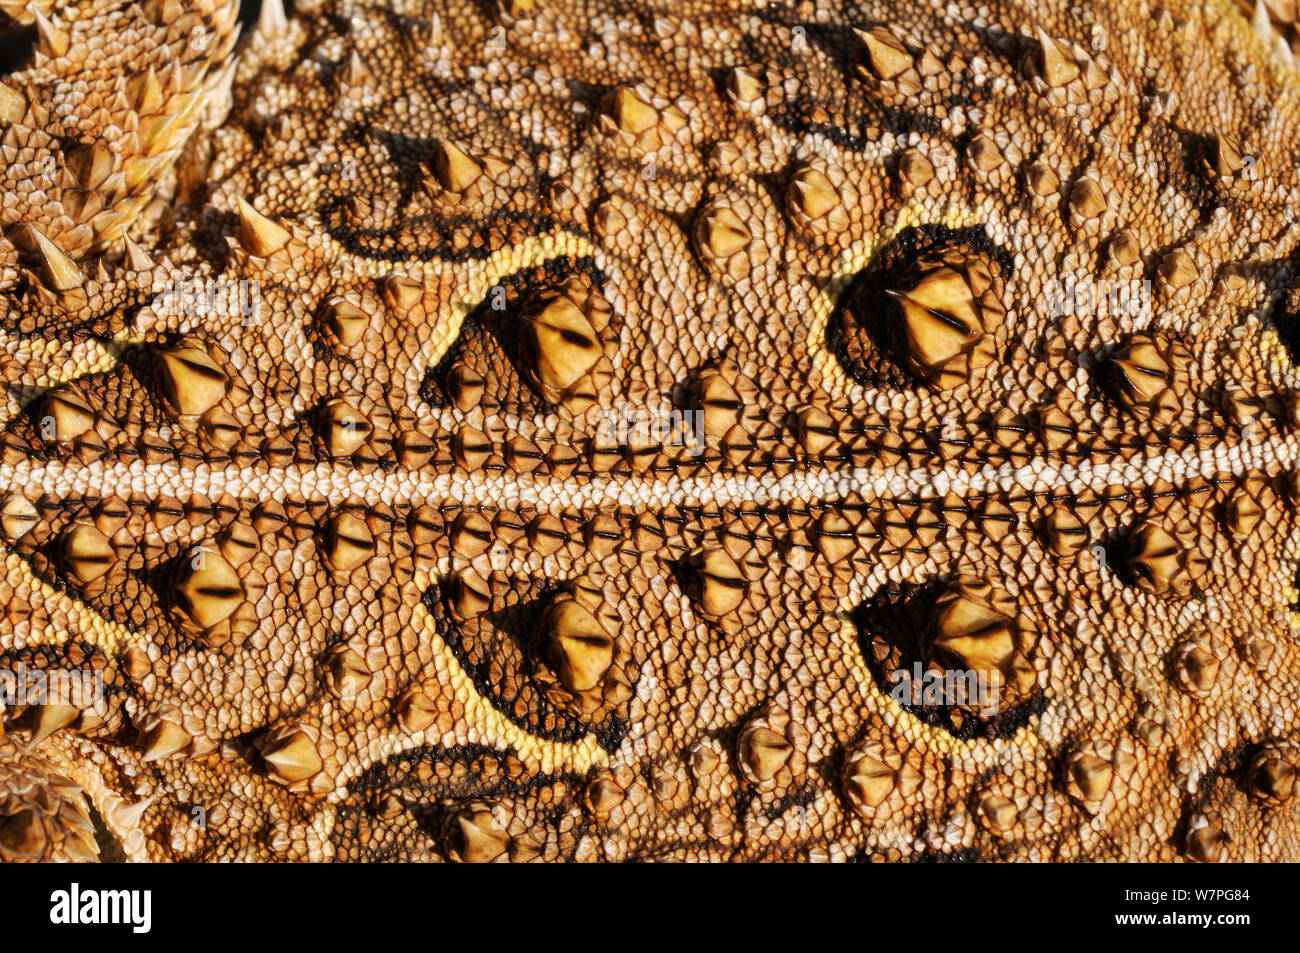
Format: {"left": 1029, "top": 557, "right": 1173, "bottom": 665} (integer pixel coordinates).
{"left": 0, "top": 0, "right": 1299, "bottom": 862}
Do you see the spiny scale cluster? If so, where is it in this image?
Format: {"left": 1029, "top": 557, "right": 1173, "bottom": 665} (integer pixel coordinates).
{"left": 0, "top": 0, "right": 1299, "bottom": 862}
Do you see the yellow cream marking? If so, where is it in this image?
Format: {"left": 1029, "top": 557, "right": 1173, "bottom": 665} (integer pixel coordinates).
{"left": 835, "top": 606, "right": 1044, "bottom": 759}
{"left": 807, "top": 204, "right": 983, "bottom": 397}
{"left": 328, "top": 228, "right": 601, "bottom": 372}
{"left": 367, "top": 567, "right": 611, "bottom": 776}
{"left": 0, "top": 332, "right": 144, "bottom": 424}
{"left": 3, "top": 551, "right": 147, "bottom": 654}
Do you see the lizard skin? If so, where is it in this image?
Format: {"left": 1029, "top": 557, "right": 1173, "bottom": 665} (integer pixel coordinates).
{"left": 0, "top": 0, "right": 1299, "bottom": 862}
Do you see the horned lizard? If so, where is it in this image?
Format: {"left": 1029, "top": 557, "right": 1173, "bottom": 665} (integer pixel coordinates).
{"left": 0, "top": 0, "right": 1299, "bottom": 863}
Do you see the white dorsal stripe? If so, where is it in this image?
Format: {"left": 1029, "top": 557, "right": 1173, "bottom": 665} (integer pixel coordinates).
{"left": 4, "top": 433, "right": 1296, "bottom": 512}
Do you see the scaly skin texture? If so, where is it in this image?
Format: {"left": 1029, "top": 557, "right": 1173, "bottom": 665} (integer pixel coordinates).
{"left": 1, "top": 0, "right": 1300, "bottom": 862}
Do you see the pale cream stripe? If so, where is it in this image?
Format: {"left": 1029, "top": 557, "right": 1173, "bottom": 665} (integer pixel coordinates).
{"left": 4, "top": 430, "right": 1295, "bottom": 513}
